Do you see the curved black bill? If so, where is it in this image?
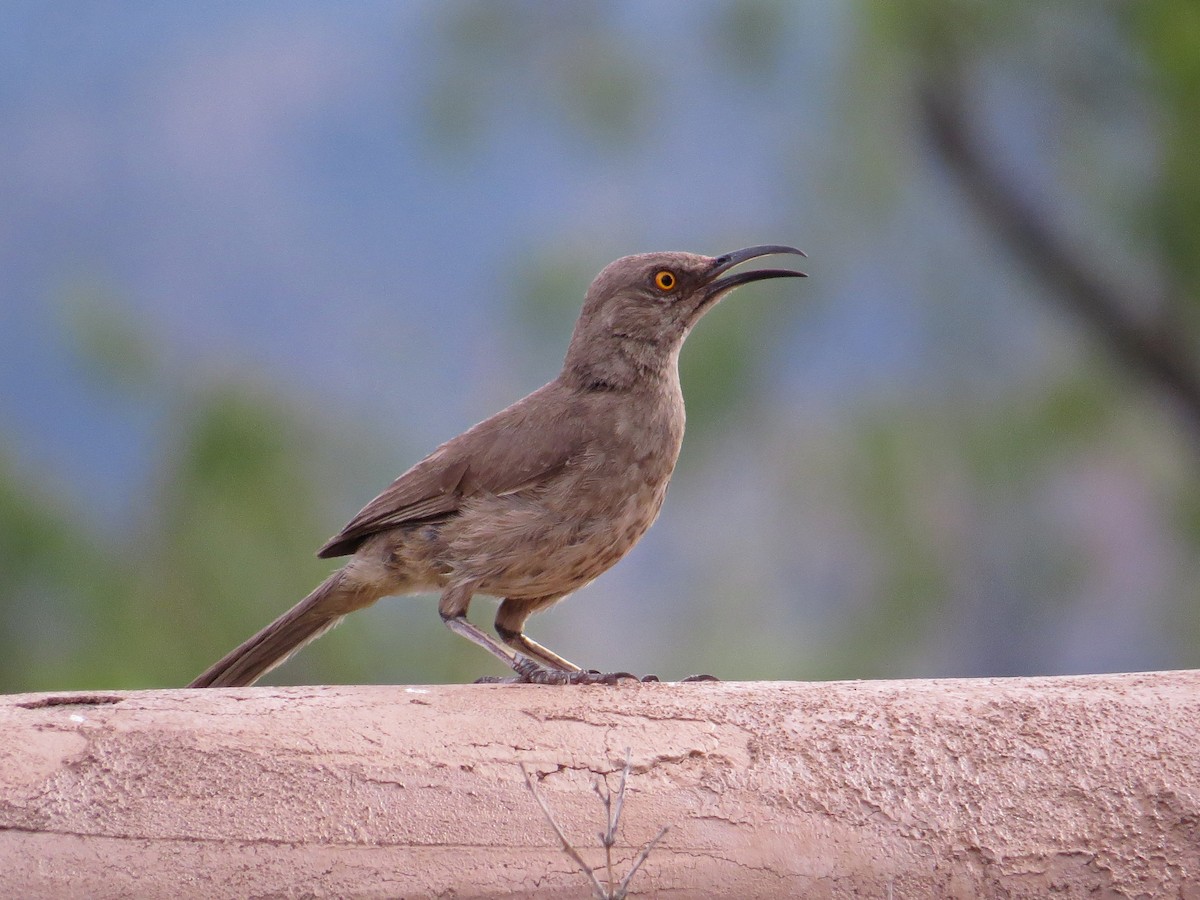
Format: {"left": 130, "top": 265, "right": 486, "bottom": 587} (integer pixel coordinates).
{"left": 705, "top": 244, "right": 808, "bottom": 295}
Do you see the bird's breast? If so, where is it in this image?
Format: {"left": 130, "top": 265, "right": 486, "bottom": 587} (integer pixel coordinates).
{"left": 444, "top": 393, "right": 684, "bottom": 598}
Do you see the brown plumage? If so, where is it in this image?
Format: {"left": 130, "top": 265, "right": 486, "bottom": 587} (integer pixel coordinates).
{"left": 189, "top": 245, "right": 806, "bottom": 687}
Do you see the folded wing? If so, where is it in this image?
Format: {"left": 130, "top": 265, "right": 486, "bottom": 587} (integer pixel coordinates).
{"left": 316, "top": 385, "right": 587, "bottom": 558}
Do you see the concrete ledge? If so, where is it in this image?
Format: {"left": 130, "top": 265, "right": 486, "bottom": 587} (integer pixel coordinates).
{"left": 2, "top": 672, "right": 1198, "bottom": 898}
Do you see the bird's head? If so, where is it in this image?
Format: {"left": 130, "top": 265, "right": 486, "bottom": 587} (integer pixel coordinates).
{"left": 562, "top": 245, "right": 807, "bottom": 389}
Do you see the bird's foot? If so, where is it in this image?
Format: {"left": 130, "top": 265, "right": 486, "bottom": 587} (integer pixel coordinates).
{"left": 514, "top": 658, "right": 640, "bottom": 685}
{"left": 473, "top": 659, "right": 720, "bottom": 684}
{"left": 478, "top": 658, "right": 642, "bottom": 685}
{"left": 470, "top": 660, "right": 630, "bottom": 684}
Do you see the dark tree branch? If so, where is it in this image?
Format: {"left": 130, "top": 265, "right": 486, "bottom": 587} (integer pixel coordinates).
{"left": 918, "top": 77, "right": 1200, "bottom": 441}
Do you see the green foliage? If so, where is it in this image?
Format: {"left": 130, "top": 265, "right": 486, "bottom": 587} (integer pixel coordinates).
{"left": 147, "top": 386, "right": 334, "bottom": 686}
{"left": 0, "top": 454, "right": 131, "bottom": 690}
{"left": 0, "top": 294, "right": 518, "bottom": 691}
{"left": 1131, "top": 3, "right": 1200, "bottom": 308}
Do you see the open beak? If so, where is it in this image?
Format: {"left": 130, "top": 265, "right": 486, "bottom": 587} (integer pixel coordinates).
{"left": 704, "top": 244, "right": 808, "bottom": 297}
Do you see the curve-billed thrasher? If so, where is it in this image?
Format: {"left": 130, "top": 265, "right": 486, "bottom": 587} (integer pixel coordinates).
{"left": 189, "top": 245, "right": 806, "bottom": 688}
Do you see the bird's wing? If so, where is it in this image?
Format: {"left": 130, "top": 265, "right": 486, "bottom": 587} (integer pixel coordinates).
{"left": 316, "top": 384, "right": 588, "bottom": 558}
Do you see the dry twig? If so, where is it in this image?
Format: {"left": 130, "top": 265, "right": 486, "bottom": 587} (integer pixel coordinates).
{"left": 521, "top": 749, "right": 669, "bottom": 899}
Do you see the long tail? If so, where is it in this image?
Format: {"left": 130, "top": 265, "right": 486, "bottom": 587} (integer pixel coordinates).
{"left": 189, "top": 569, "right": 369, "bottom": 688}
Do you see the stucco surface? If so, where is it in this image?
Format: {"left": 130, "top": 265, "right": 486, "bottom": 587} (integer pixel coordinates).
{"left": 1, "top": 673, "right": 1198, "bottom": 898}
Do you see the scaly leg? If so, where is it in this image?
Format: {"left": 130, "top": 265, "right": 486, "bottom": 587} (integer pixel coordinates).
{"left": 439, "top": 582, "right": 521, "bottom": 669}
{"left": 495, "top": 595, "right": 580, "bottom": 672}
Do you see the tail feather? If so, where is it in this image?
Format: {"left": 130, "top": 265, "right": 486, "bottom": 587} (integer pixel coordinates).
{"left": 189, "top": 570, "right": 359, "bottom": 688}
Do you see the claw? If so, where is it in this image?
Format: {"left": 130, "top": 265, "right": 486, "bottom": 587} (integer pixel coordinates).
{"left": 592, "top": 670, "right": 637, "bottom": 684}
{"left": 478, "top": 657, "right": 707, "bottom": 685}
{"left": 509, "top": 657, "right": 641, "bottom": 685}
{"left": 513, "top": 657, "right": 570, "bottom": 684}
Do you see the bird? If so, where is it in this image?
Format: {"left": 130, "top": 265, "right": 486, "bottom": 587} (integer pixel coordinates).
{"left": 188, "top": 245, "right": 806, "bottom": 688}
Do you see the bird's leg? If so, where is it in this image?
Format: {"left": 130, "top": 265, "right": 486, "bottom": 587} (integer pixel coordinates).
{"left": 495, "top": 597, "right": 641, "bottom": 684}
{"left": 443, "top": 589, "right": 664, "bottom": 686}
{"left": 495, "top": 596, "right": 580, "bottom": 672}
{"left": 442, "top": 615, "right": 522, "bottom": 665}
{"left": 439, "top": 583, "right": 522, "bottom": 671}
{"left": 438, "top": 585, "right": 599, "bottom": 684}
{"left": 432, "top": 585, "right": 723, "bottom": 689}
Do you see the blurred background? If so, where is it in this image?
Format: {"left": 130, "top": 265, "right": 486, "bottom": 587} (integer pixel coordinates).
{"left": 2, "top": 1, "right": 1197, "bottom": 692}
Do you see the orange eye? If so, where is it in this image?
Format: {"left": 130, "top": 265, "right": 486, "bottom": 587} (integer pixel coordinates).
{"left": 654, "top": 270, "right": 676, "bottom": 291}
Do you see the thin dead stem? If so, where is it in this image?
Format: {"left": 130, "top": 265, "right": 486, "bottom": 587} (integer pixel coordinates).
{"left": 618, "top": 824, "right": 670, "bottom": 896}
{"left": 522, "top": 748, "right": 669, "bottom": 900}
{"left": 521, "top": 764, "right": 608, "bottom": 900}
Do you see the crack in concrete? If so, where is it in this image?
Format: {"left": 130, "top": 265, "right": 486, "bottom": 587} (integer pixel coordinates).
{"left": 15, "top": 695, "right": 125, "bottom": 709}
{"left": 0, "top": 823, "right": 726, "bottom": 856}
